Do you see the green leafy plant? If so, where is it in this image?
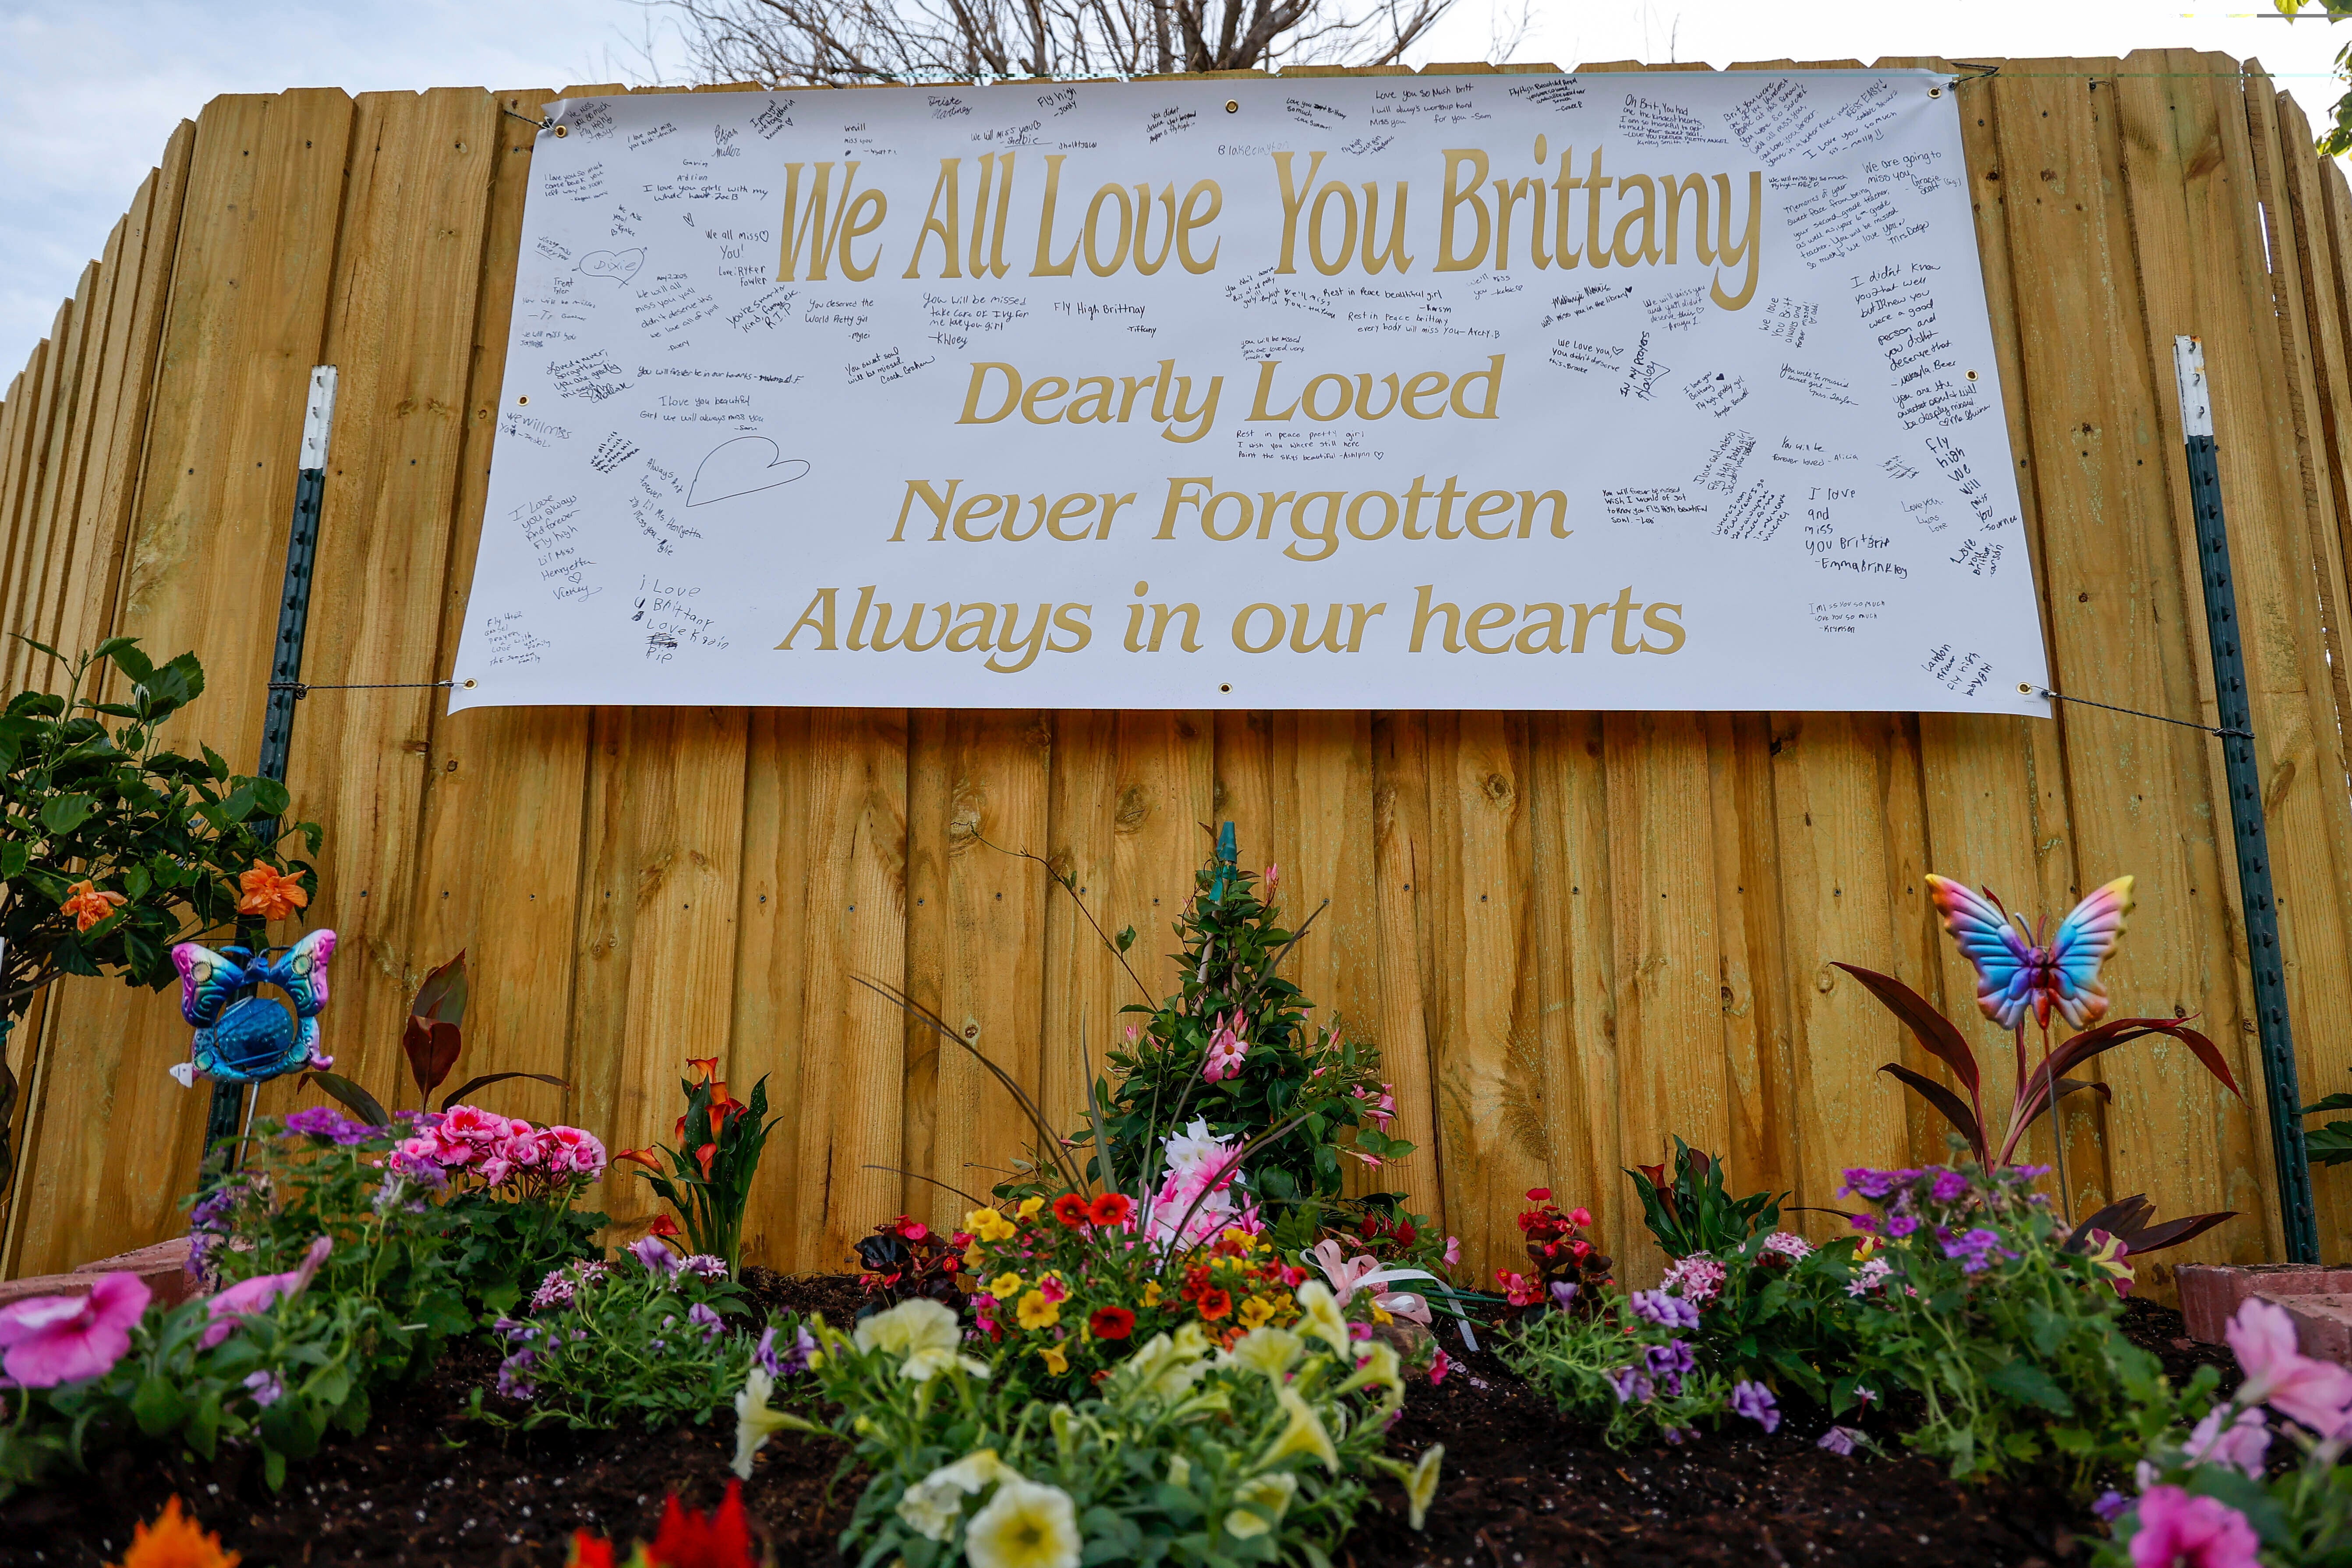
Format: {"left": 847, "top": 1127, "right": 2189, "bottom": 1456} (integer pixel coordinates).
{"left": 190, "top": 1111, "right": 474, "bottom": 1382}
{"left": 480, "top": 1245, "right": 758, "bottom": 1430}
{"left": 0, "top": 1264, "right": 384, "bottom": 1498}
{"left": 2304, "top": 1069, "right": 2352, "bottom": 1167}
{"left": 0, "top": 638, "right": 319, "bottom": 1193}
{"left": 1065, "top": 830, "right": 1408, "bottom": 1211}
{"left": 740, "top": 1290, "right": 1436, "bottom": 1566}
{"left": 1666, "top": 1228, "right": 1872, "bottom": 1412}
{"left": 614, "top": 1061, "right": 776, "bottom": 1275}
{"left": 1838, "top": 1160, "right": 2190, "bottom": 1487}
{"left": 2282, "top": 0, "right": 2352, "bottom": 156}
{"left": 1499, "top": 1288, "right": 1746, "bottom": 1448}
{"left": 1627, "top": 1139, "right": 1781, "bottom": 1258}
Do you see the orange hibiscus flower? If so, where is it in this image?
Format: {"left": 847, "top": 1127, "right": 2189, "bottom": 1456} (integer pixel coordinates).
{"left": 236, "top": 864, "right": 308, "bottom": 921}
{"left": 60, "top": 880, "right": 126, "bottom": 933}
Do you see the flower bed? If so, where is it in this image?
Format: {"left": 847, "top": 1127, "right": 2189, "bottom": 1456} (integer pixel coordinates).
{"left": 3, "top": 1272, "right": 2211, "bottom": 1568}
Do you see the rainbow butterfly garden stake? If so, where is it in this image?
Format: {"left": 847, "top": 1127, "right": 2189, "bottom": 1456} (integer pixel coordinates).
{"left": 166, "top": 929, "right": 336, "bottom": 1088}
{"left": 1833, "top": 877, "right": 2242, "bottom": 1257}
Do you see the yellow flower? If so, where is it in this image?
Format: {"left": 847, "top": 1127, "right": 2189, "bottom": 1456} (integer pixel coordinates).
{"left": 964, "top": 1478, "right": 1081, "bottom": 1568}
{"left": 1371, "top": 1302, "right": 1394, "bottom": 1325}
{"left": 1295, "top": 1280, "right": 1352, "bottom": 1359}
{"left": 1237, "top": 1295, "right": 1276, "bottom": 1331}
{"left": 1224, "top": 1471, "right": 1297, "bottom": 1539}
{"left": 857, "top": 1297, "right": 960, "bottom": 1359}
{"left": 1219, "top": 1326, "right": 1303, "bottom": 1380}
{"left": 1336, "top": 1341, "right": 1402, "bottom": 1399}
{"left": 113, "top": 1496, "right": 239, "bottom": 1568}
{"left": 1406, "top": 1443, "right": 1445, "bottom": 1530}
{"left": 1259, "top": 1385, "right": 1339, "bottom": 1474}
{"left": 1015, "top": 1195, "right": 1046, "bottom": 1223}
{"left": 1141, "top": 1280, "right": 1163, "bottom": 1307}
{"left": 1017, "top": 1290, "right": 1060, "bottom": 1331}
{"left": 968, "top": 1207, "right": 1018, "bottom": 1242}
{"left": 989, "top": 1272, "right": 1025, "bottom": 1298}
{"left": 964, "top": 1246, "right": 987, "bottom": 1271}
{"left": 1038, "top": 1343, "right": 1069, "bottom": 1376}
{"left": 898, "top": 1450, "right": 1019, "bottom": 1542}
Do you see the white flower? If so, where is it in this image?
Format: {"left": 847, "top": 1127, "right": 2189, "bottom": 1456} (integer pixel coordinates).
{"left": 1167, "top": 1453, "right": 1192, "bottom": 1489}
{"left": 1160, "top": 1118, "right": 1224, "bottom": 1176}
{"left": 1259, "top": 1386, "right": 1339, "bottom": 1474}
{"left": 1224, "top": 1471, "right": 1298, "bottom": 1539}
{"left": 1220, "top": 1326, "right": 1304, "bottom": 1380}
{"left": 896, "top": 1449, "right": 1019, "bottom": 1541}
{"left": 1406, "top": 1443, "right": 1445, "bottom": 1531}
{"left": 1112, "top": 1328, "right": 1212, "bottom": 1404}
{"left": 731, "top": 1367, "right": 823, "bottom": 1479}
{"left": 857, "top": 1296, "right": 960, "bottom": 1359}
{"left": 965, "top": 1478, "right": 1082, "bottom": 1568}
{"left": 1295, "top": 1280, "right": 1353, "bottom": 1359}
{"left": 902, "top": 1344, "right": 993, "bottom": 1383}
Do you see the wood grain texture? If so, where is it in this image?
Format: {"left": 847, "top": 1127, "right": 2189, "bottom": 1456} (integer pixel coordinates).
{"left": 8, "top": 60, "right": 2352, "bottom": 1283}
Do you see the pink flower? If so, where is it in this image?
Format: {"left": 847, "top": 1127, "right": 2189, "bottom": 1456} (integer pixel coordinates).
{"left": 0, "top": 1273, "right": 150, "bottom": 1387}
{"left": 1039, "top": 1274, "right": 1069, "bottom": 1305}
{"left": 439, "top": 1104, "right": 506, "bottom": 1147}
{"left": 538, "top": 1125, "right": 607, "bottom": 1176}
{"left": 1263, "top": 863, "right": 1280, "bottom": 891}
{"left": 497, "top": 1133, "right": 544, "bottom": 1168}
{"left": 2226, "top": 1297, "right": 2352, "bottom": 1435}
{"left": 1430, "top": 1347, "right": 1451, "bottom": 1385}
{"left": 479, "top": 1156, "right": 514, "bottom": 1186}
{"left": 200, "top": 1235, "right": 332, "bottom": 1349}
{"left": 2182, "top": 1402, "right": 2271, "bottom": 1478}
{"left": 1443, "top": 1235, "right": 1461, "bottom": 1267}
{"left": 2128, "top": 1486, "right": 2260, "bottom": 1568}
{"left": 1202, "top": 1014, "right": 1248, "bottom": 1083}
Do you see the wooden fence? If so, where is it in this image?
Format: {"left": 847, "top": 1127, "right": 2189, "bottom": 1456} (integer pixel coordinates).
{"left": 4, "top": 53, "right": 2351, "bottom": 1291}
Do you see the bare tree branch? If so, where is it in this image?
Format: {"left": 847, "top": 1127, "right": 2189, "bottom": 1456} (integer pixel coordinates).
{"left": 661, "top": 0, "right": 1457, "bottom": 87}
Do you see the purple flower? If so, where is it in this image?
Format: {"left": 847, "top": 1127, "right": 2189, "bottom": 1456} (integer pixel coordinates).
{"left": 497, "top": 1349, "right": 538, "bottom": 1401}
{"left": 1886, "top": 1214, "right": 1921, "bottom": 1239}
{"left": 1941, "top": 1227, "right": 2012, "bottom": 1274}
{"left": 629, "top": 1235, "right": 683, "bottom": 1278}
{"left": 492, "top": 1315, "right": 539, "bottom": 1345}
{"left": 285, "top": 1106, "right": 376, "bottom": 1146}
{"left": 1549, "top": 1280, "right": 1580, "bottom": 1311}
{"left": 688, "top": 1303, "right": 725, "bottom": 1342}
{"left": 243, "top": 1370, "right": 284, "bottom": 1408}
{"left": 757, "top": 1324, "right": 816, "bottom": 1378}
{"left": 1644, "top": 1340, "right": 1696, "bottom": 1380}
{"left": 1662, "top": 1426, "right": 1686, "bottom": 1445}
{"left": 1731, "top": 1380, "right": 1779, "bottom": 1433}
{"left": 2091, "top": 1490, "right": 2132, "bottom": 1523}
{"left": 1608, "top": 1366, "right": 1654, "bottom": 1405}
{"left": 1817, "top": 1426, "right": 1862, "bottom": 1455}
{"left": 1930, "top": 1169, "right": 1967, "bottom": 1204}
{"left": 1840, "top": 1168, "right": 1897, "bottom": 1200}
{"left": 1848, "top": 1213, "right": 1878, "bottom": 1235}
{"left": 1629, "top": 1290, "right": 1699, "bottom": 1331}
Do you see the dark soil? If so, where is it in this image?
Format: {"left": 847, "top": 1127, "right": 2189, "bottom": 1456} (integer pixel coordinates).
{"left": 6, "top": 1278, "right": 2226, "bottom": 1567}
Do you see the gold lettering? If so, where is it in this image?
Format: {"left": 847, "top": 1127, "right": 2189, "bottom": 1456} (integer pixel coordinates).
{"left": 1436, "top": 150, "right": 1492, "bottom": 272}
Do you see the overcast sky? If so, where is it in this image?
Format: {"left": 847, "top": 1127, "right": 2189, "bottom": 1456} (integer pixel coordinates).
{"left": 0, "top": 0, "right": 2345, "bottom": 357}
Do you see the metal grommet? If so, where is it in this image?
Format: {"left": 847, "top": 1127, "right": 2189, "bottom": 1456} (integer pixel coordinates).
{"left": 1225, "top": 100, "right": 1239, "bottom": 113}
{"left": 1219, "top": 683, "right": 1233, "bottom": 693}
{"left": 463, "top": 678, "right": 478, "bottom": 689}
{"left": 517, "top": 394, "right": 530, "bottom": 404}
{"left": 1930, "top": 86, "right": 1943, "bottom": 98}
{"left": 2018, "top": 683, "right": 2034, "bottom": 694}
{"left": 553, "top": 124, "right": 569, "bottom": 138}
{"left": 1966, "top": 369, "right": 1979, "bottom": 381}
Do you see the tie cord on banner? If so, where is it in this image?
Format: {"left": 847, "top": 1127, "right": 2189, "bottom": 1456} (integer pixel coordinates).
{"left": 267, "top": 679, "right": 466, "bottom": 700}
{"left": 2021, "top": 683, "right": 2253, "bottom": 741}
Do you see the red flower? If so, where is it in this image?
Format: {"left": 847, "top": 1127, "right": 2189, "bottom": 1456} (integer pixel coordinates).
{"left": 897, "top": 1218, "right": 930, "bottom": 1242}
{"left": 567, "top": 1529, "right": 617, "bottom": 1568}
{"left": 1196, "top": 1288, "right": 1233, "bottom": 1321}
{"left": 1088, "top": 1192, "right": 1132, "bottom": 1227}
{"left": 1052, "top": 1193, "right": 1091, "bottom": 1228}
{"left": 1568, "top": 1207, "right": 1593, "bottom": 1228}
{"left": 1089, "top": 1306, "right": 1136, "bottom": 1339}
{"left": 644, "top": 1480, "right": 754, "bottom": 1568}
{"left": 694, "top": 1144, "right": 718, "bottom": 1179}
{"left": 1527, "top": 1187, "right": 1553, "bottom": 1201}
{"left": 616, "top": 1147, "right": 663, "bottom": 1174}
{"left": 647, "top": 1214, "right": 682, "bottom": 1238}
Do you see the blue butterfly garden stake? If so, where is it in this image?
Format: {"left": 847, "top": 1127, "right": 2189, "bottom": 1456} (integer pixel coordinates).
{"left": 166, "top": 929, "right": 337, "bottom": 1088}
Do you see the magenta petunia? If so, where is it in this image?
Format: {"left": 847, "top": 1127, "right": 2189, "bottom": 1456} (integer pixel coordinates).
{"left": 200, "top": 1235, "right": 332, "bottom": 1349}
{"left": 0, "top": 1272, "right": 151, "bottom": 1388}
{"left": 2128, "top": 1485, "right": 2259, "bottom": 1568}
{"left": 2226, "top": 1297, "right": 2352, "bottom": 1436}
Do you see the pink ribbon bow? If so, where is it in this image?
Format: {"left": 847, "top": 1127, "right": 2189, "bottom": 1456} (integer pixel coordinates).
{"left": 1306, "top": 1238, "right": 1433, "bottom": 1325}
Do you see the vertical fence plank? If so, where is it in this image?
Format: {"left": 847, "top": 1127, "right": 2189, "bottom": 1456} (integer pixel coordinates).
{"left": 0, "top": 308, "right": 70, "bottom": 691}
{"left": 7, "top": 90, "right": 357, "bottom": 1278}
{"left": 736, "top": 708, "right": 813, "bottom": 1266}
{"left": 404, "top": 88, "right": 588, "bottom": 1136}
{"left": 1369, "top": 713, "right": 1443, "bottom": 1225}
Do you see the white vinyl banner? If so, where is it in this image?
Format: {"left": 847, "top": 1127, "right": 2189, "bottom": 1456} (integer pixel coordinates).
{"left": 450, "top": 70, "right": 2051, "bottom": 715}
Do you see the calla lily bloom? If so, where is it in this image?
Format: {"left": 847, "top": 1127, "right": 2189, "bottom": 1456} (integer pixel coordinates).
{"left": 0, "top": 1272, "right": 151, "bottom": 1387}
{"left": 614, "top": 1147, "right": 663, "bottom": 1174}
{"left": 60, "top": 880, "right": 127, "bottom": 933}
{"left": 684, "top": 1056, "right": 721, "bottom": 1084}
{"left": 235, "top": 863, "right": 309, "bottom": 921}
{"left": 647, "top": 1213, "right": 683, "bottom": 1238}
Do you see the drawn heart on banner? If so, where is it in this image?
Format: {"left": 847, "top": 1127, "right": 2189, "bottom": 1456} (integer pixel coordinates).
{"left": 686, "top": 436, "right": 812, "bottom": 506}
{"left": 577, "top": 248, "right": 645, "bottom": 284}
